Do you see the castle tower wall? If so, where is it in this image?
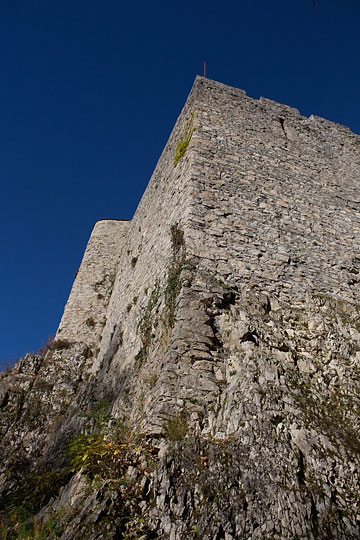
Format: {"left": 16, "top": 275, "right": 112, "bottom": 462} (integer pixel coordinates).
{"left": 186, "top": 77, "right": 360, "bottom": 304}
{"left": 57, "top": 77, "right": 360, "bottom": 362}
{"left": 56, "top": 219, "right": 130, "bottom": 349}
{"left": 89, "top": 76, "right": 360, "bottom": 384}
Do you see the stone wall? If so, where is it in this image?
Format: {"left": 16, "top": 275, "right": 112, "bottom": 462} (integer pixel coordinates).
{"left": 78, "top": 77, "right": 360, "bottom": 538}
{"left": 187, "top": 77, "right": 360, "bottom": 304}
{"left": 63, "top": 76, "right": 360, "bottom": 375}
{"left": 56, "top": 219, "right": 130, "bottom": 350}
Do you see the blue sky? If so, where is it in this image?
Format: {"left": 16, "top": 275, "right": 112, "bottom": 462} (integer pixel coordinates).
{"left": 1, "top": 0, "right": 359, "bottom": 368}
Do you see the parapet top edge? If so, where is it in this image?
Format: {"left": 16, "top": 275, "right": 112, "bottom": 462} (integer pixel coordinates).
{"left": 90, "top": 218, "right": 131, "bottom": 232}
{"left": 193, "top": 75, "right": 359, "bottom": 137}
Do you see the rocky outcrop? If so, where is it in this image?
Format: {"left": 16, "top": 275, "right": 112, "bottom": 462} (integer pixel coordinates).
{"left": 1, "top": 77, "right": 360, "bottom": 539}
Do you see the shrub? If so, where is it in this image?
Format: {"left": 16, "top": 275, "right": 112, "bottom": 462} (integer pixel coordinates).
{"left": 37, "top": 336, "right": 55, "bottom": 357}
{"left": 66, "top": 432, "right": 131, "bottom": 477}
{"left": 85, "top": 317, "right": 96, "bottom": 329}
{"left": 65, "top": 415, "right": 156, "bottom": 482}
{"left": 0, "top": 507, "right": 65, "bottom": 539}
{"left": 166, "top": 413, "right": 188, "bottom": 442}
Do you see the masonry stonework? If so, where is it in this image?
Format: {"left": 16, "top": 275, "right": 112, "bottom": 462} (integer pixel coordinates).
{"left": 56, "top": 219, "right": 129, "bottom": 349}
{"left": 187, "top": 78, "right": 360, "bottom": 304}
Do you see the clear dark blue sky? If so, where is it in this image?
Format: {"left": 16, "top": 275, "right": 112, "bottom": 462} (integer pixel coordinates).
{"left": 1, "top": 0, "right": 359, "bottom": 368}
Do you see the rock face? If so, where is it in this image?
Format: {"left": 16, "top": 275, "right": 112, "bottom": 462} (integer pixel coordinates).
{"left": 1, "top": 77, "right": 360, "bottom": 539}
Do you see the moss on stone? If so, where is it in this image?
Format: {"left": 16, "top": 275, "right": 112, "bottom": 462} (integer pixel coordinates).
{"left": 174, "top": 112, "right": 195, "bottom": 167}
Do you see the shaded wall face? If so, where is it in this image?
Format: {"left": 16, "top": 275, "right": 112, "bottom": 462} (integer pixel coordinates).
{"left": 187, "top": 78, "right": 360, "bottom": 303}
{"left": 56, "top": 220, "right": 130, "bottom": 349}
{"left": 91, "top": 88, "right": 198, "bottom": 375}
{"left": 55, "top": 80, "right": 200, "bottom": 375}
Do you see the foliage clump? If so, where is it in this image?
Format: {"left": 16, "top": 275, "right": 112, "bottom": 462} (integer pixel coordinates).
{"left": 65, "top": 404, "right": 134, "bottom": 478}
{"left": 85, "top": 316, "right": 96, "bottom": 328}
{"left": 173, "top": 112, "right": 194, "bottom": 167}
{"left": 0, "top": 507, "right": 64, "bottom": 539}
{"left": 64, "top": 404, "right": 158, "bottom": 538}
{"left": 166, "top": 413, "right": 188, "bottom": 442}
{"left": 66, "top": 430, "right": 137, "bottom": 479}
{"left": 0, "top": 470, "right": 69, "bottom": 539}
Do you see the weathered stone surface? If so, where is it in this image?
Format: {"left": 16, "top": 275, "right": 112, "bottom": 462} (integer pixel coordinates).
{"left": 56, "top": 219, "right": 130, "bottom": 350}
{"left": 1, "top": 77, "right": 360, "bottom": 539}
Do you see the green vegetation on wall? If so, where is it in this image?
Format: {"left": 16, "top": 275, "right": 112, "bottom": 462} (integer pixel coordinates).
{"left": 65, "top": 415, "right": 153, "bottom": 481}
{"left": 174, "top": 112, "right": 195, "bottom": 167}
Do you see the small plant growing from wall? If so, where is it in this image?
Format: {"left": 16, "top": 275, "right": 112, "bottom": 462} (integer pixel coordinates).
{"left": 86, "top": 316, "right": 96, "bottom": 328}
{"left": 165, "top": 412, "right": 188, "bottom": 442}
{"left": 37, "top": 335, "right": 55, "bottom": 357}
{"left": 174, "top": 112, "right": 195, "bottom": 167}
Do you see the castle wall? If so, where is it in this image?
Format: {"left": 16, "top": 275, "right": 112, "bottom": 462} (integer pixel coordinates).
{"left": 87, "top": 76, "right": 360, "bottom": 384}
{"left": 57, "top": 77, "right": 360, "bottom": 384}
{"left": 56, "top": 219, "right": 130, "bottom": 349}
{"left": 186, "top": 77, "right": 360, "bottom": 304}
